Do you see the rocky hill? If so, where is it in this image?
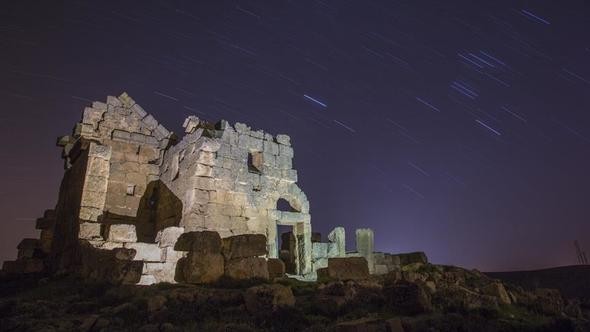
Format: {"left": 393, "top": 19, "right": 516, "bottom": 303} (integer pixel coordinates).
{"left": 1, "top": 262, "right": 589, "bottom": 332}
{"left": 487, "top": 265, "right": 590, "bottom": 300}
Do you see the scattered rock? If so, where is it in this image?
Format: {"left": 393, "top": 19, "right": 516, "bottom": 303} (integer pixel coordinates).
{"left": 482, "top": 282, "right": 511, "bottom": 305}
{"left": 244, "top": 284, "right": 295, "bottom": 314}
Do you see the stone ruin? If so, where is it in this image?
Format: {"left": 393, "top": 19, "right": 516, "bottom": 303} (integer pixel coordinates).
{"left": 2, "top": 93, "right": 426, "bottom": 285}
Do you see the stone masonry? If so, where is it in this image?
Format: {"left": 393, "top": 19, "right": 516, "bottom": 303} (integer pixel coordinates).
{"left": 2, "top": 93, "right": 398, "bottom": 284}
{"left": 2, "top": 93, "right": 313, "bottom": 283}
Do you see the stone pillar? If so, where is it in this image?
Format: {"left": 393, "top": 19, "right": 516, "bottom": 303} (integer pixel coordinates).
{"left": 328, "top": 227, "right": 346, "bottom": 257}
{"left": 267, "top": 219, "right": 279, "bottom": 259}
{"left": 79, "top": 142, "right": 111, "bottom": 240}
{"left": 355, "top": 228, "right": 375, "bottom": 274}
{"left": 294, "top": 222, "right": 312, "bottom": 275}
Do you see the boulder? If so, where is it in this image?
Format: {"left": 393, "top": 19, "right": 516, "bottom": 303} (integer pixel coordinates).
{"left": 267, "top": 258, "right": 285, "bottom": 278}
{"left": 534, "top": 288, "right": 564, "bottom": 315}
{"left": 482, "top": 282, "right": 511, "bottom": 305}
{"left": 225, "top": 257, "right": 269, "bottom": 280}
{"left": 244, "top": 284, "right": 295, "bottom": 314}
{"left": 222, "top": 234, "right": 267, "bottom": 259}
{"left": 174, "top": 231, "right": 221, "bottom": 254}
{"left": 383, "top": 281, "right": 432, "bottom": 315}
{"left": 182, "top": 252, "right": 224, "bottom": 284}
{"left": 324, "top": 257, "right": 370, "bottom": 280}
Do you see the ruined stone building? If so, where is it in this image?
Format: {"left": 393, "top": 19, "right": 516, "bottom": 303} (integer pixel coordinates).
{"left": 3, "top": 93, "right": 412, "bottom": 284}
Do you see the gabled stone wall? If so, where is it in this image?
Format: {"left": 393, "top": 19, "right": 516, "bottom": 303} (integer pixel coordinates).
{"left": 2, "top": 93, "right": 316, "bottom": 281}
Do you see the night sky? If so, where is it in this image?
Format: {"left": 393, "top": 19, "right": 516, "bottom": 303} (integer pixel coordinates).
{"left": 2, "top": 0, "right": 590, "bottom": 272}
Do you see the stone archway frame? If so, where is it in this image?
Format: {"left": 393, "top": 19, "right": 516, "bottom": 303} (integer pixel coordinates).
{"left": 266, "top": 182, "right": 312, "bottom": 276}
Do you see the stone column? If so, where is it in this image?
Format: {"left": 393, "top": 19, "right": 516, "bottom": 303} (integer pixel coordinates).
{"left": 294, "top": 222, "right": 312, "bottom": 275}
{"left": 328, "top": 227, "right": 346, "bottom": 257}
{"left": 355, "top": 228, "right": 375, "bottom": 274}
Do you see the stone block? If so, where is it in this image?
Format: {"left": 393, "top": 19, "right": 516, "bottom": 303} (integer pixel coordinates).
{"left": 312, "top": 242, "right": 329, "bottom": 260}
{"left": 222, "top": 234, "right": 267, "bottom": 260}
{"left": 131, "top": 103, "right": 147, "bottom": 118}
{"left": 194, "top": 164, "right": 213, "bottom": 177}
{"left": 17, "top": 239, "right": 40, "bottom": 250}
{"left": 85, "top": 175, "right": 108, "bottom": 193}
{"left": 144, "top": 261, "right": 178, "bottom": 283}
{"left": 279, "top": 144, "right": 294, "bottom": 157}
{"left": 234, "top": 122, "right": 250, "bottom": 133}
{"left": 88, "top": 143, "right": 112, "bottom": 160}
{"left": 17, "top": 247, "right": 38, "bottom": 259}
{"left": 124, "top": 242, "right": 163, "bottom": 262}
{"left": 174, "top": 231, "right": 222, "bottom": 254}
{"left": 79, "top": 222, "right": 102, "bottom": 240}
{"left": 195, "top": 138, "right": 221, "bottom": 152}
{"left": 224, "top": 257, "right": 269, "bottom": 280}
{"left": 112, "top": 129, "right": 131, "bottom": 141}
{"left": 106, "top": 224, "right": 137, "bottom": 243}
{"left": 182, "top": 252, "right": 224, "bottom": 284}
{"left": 197, "top": 151, "right": 216, "bottom": 166}
{"left": 325, "top": 257, "right": 370, "bottom": 280}
{"left": 281, "top": 170, "right": 297, "bottom": 182}
{"left": 263, "top": 140, "right": 279, "bottom": 155}
{"left": 276, "top": 134, "right": 291, "bottom": 145}
{"left": 155, "top": 226, "right": 185, "bottom": 248}
{"left": 267, "top": 258, "right": 285, "bottom": 279}
{"left": 107, "top": 95, "right": 122, "bottom": 106}
{"left": 2, "top": 258, "right": 44, "bottom": 274}
{"left": 143, "top": 115, "right": 158, "bottom": 130}
{"left": 183, "top": 115, "right": 200, "bottom": 133}
{"left": 194, "top": 176, "right": 215, "bottom": 190}
{"left": 80, "top": 190, "right": 106, "bottom": 209}
{"left": 92, "top": 101, "right": 107, "bottom": 110}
